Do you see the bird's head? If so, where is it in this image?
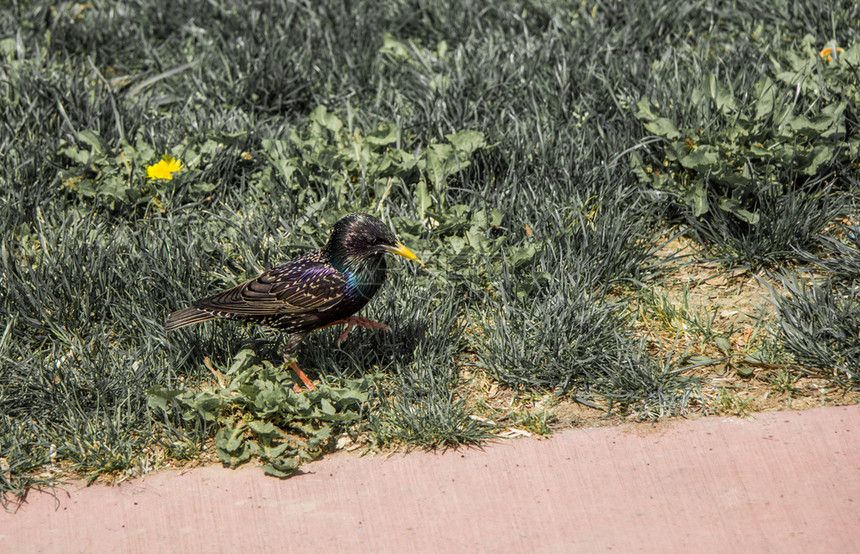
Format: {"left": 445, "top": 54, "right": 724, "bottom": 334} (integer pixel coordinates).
{"left": 324, "top": 213, "right": 424, "bottom": 274}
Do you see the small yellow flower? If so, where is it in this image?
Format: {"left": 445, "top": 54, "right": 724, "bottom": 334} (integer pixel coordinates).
{"left": 819, "top": 44, "right": 844, "bottom": 63}
{"left": 147, "top": 155, "right": 184, "bottom": 180}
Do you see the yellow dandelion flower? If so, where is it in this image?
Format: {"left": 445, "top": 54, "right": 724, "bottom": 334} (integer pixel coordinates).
{"left": 819, "top": 44, "right": 844, "bottom": 63}
{"left": 147, "top": 155, "right": 184, "bottom": 180}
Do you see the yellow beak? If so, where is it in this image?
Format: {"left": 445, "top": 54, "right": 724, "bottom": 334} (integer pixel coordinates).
{"left": 386, "top": 242, "right": 425, "bottom": 268}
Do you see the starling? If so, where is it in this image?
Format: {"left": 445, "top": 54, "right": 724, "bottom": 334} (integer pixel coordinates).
{"left": 165, "top": 213, "right": 423, "bottom": 390}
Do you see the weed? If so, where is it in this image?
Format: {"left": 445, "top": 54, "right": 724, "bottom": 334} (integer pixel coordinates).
{"left": 715, "top": 388, "right": 755, "bottom": 417}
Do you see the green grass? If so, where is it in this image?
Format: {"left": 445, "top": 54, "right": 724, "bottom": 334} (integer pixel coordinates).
{"left": 769, "top": 275, "right": 860, "bottom": 386}
{"left": 2, "top": 0, "right": 859, "bottom": 506}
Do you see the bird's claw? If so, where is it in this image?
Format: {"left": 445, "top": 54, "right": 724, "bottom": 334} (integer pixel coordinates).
{"left": 334, "top": 316, "right": 391, "bottom": 346}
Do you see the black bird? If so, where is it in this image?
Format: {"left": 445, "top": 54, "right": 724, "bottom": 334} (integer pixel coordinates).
{"left": 165, "top": 213, "right": 423, "bottom": 390}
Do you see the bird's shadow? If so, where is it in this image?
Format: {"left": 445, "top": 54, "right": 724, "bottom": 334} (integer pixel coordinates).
{"left": 165, "top": 314, "right": 434, "bottom": 388}
{"left": 297, "top": 316, "right": 431, "bottom": 383}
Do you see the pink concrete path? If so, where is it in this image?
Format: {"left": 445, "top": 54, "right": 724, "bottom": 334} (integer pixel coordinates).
{"left": 2, "top": 404, "right": 858, "bottom": 553}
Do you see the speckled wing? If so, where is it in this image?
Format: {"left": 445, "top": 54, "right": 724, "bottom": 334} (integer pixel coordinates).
{"left": 192, "top": 252, "right": 348, "bottom": 317}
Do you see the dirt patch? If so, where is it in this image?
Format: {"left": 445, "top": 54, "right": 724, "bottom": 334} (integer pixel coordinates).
{"left": 637, "top": 236, "right": 858, "bottom": 417}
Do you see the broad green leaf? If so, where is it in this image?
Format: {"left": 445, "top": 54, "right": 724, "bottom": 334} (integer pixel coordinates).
{"left": 308, "top": 425, "right": 332, "bottom": 449}
{"left": 749, "top": 142, "right": 771, "bottom": 157}
{"left": 199, "top": 138, "right": 222, "bottom": 156}
{"left": 336, "top": 379, "right": 370, "bottom": 400}
{"left": 254, "top": 388, "right": 286, "bottom": 417}
{"left": 718, "top": 197, "right": 759, "bottom": 224}
{"left": 367, "top": 124, "right": 398, "bottom": 146}
{"left": 788, "top": 115, "right": 820, "bottom": 134}
{"left": 643, "top": 117, "right": 681, "bottom": 140}
{"left": 127, "top": 137, "right": 155, "bottom": 164}
{"left": 510, "top": 243, "right": 537, "bottom": 268}
{"left": 248, "top": 420, "right": 281, "bottom": 438}
{"left": 349, "top": 140, "right": 370, "bottom": 169}
{"left": 634, "top": 98, "right": 659, "bottom": 121}
{"left": 98, "top": 178, "right": 128, "bottom": 202}
{"left": 291, "top": 422, "right": 317, "bottom": 437}
{"left": 690, "top": 87, "right": 704, "bottom": 108}
{"left": 190, "top": 182, "right": 218, "bottom": 194}
{"left": 715, "top": 171, "right": 751, "bottom": 188}
{"left": 680, "top": 146, "right": 719, "bottom": 171}
{"left": 753, "top": 77, "right": 776, "bottom": 120}
{"left": 217, "top": 442, "right": 252, "bottom": 467}
{"left": 715, "top": 336, "right": 732, "bottom": 354}
{"left": 471, "top": 209, "right": 487, "bottom": 229}
{"left": 284, "top": 388, "right": 312, "bottom": 411}
{"left": 466, "top": 226, "right": 488, "bottom": 250}
{"left": 260, "top": 139, "right": 297, "bottom": 184}
{"left": 446, "top": 130, "right": 485, "bottom": 154}
{"left": 263, "top": 460, "right": 299, "bottom": 479}
{"left": 705, "top": 74, "right": 737, "bottom": 112}
{"left": 373, "top": 177, "right": 394, "bottom": 204}
{"left": 790, "top": 102, "right": 845, "bottom": 134}
{"left": 263, "top": 442, "right": 292, "bottom": 460}
{"left": 416, "top": 180, "right": 431, "bottom": 219}
{"left": 146, "top": 387, "right": 183, "bottom": 411}
{"left": 685, "top": 182, "right": 709, "bottom": 217}
{"left": 449, "top": 236, "right": 466, "bottom": 255}
{"left": 801, "top": 145, "right": 835, "bottom": 175}
{"left": 228, "top": 348, "right": 258, "bottom": 375}
{"left": 713, "top": 80, "right": 737, "bottom": 113}
{"left": 319, "top": 398, "right": 336, "bottom": 416}
{"left": 78, "top": 130, "right": 107, "bottom": 156}
{"left": 628, "top": 151, "right": 653, "bottom": 182}
{"left": 310, "top": 105, "right": 343, "bottom": 134}
{"left": 215, "top": 424, "right": 246, "bottom": 453}
{"left": 191, "top": 390, "right": 225, "bottom": 421}
{"left": 261, "top": 138, "right": 287, "bottom": 159}
{"left": 395, "top": 149, "right": 418, "bottom": 172}
{"left": 425, "top": 143, "right": 456, "bottom": 186}
{"left": 0, "top": 37, "right": 16, "bottom": 60}
{"left": 59, "top": 145, "right": 90, "bottom": 164}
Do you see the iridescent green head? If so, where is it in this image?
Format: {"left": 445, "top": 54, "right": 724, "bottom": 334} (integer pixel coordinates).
{"left": 323, "top": 213, "right": 423, "bottom": 275}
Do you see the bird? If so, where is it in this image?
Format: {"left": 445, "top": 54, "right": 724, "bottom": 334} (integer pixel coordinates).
{"left": 165, "top": 213, "right": 424, "bottom": 390}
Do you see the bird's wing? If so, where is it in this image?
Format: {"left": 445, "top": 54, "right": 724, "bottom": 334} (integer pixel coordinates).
{"left": 192, "top": 256, "right": 348, "bottom": 316}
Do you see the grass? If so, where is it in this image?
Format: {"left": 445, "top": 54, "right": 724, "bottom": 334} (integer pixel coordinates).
{"left": 769, "top": 275, "right": 860, "bottom": 386}
{"left": 2, "top": 0, "right": 859, "bottom": 506}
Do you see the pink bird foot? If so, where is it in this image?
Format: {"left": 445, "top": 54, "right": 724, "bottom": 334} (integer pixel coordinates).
{"left": 321, "top": 316, "right": 391, "bottom": 346}
{"left": 284, "top": 357, "right": 316, "bottom": 392}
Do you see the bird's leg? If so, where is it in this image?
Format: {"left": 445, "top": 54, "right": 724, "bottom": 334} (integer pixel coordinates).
{"left": 284, "top": 356, "right": 316, "bottom": 392}
{"left": 320, "top": 316, "right": 391, "bottom": 346}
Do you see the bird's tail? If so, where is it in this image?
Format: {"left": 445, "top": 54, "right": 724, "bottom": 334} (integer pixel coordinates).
{"left": 165, "top": 307, "right": 216, "bottom": 331}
